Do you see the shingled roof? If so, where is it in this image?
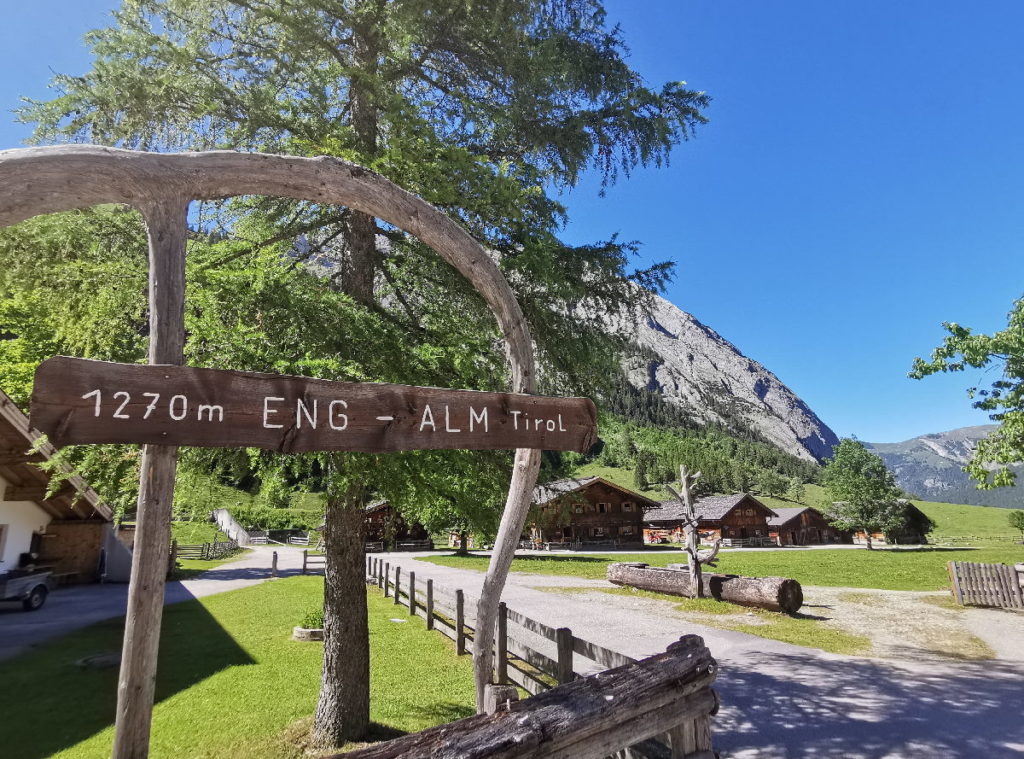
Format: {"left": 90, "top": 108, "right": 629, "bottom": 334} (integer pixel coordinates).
{"left": 644, "top": 493, "right": 776, "bottom": 523}
{"left": 766, "top": 506, "right": 815, "bottom": 527}
{"left": 533, "top": 476, "right": 659, "bottom": 507}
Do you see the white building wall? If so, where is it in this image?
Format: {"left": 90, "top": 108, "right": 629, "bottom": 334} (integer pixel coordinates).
{"left": 0, "top": 471, "right": 51, "bottom": 571}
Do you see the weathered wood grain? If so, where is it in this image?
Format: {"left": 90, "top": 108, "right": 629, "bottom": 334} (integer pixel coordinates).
{"left": 112, "top": 199, "right": 188, "bottom": 759}
{"left": 30, "top": 357, "right": 597, "bottom": 453}
{"left": 338, "top": 635, "right": 717, "bottom": 759}
{"left": 608, "top": 563, "right": 804, "bottom": 614}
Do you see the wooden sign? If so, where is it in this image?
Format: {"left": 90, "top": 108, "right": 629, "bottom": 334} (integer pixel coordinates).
{"left": 30, "top": 357, "right": 598, "bottom": 453}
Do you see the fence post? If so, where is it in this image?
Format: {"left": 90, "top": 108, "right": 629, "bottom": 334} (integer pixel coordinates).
{"left": 409, "top": 571, "right": 417, "bottom": 617}
{"left": 456, "top": 589, "right": 466, "bottom": 655}
{"left": 394, "top": 566, "right": 402, "bottom": 605}
{"left": 383, "top": 562, "right": 390, "bottom": 596}
{"left": 271, "top": 551, "right": 278, "bottom": 578}
{"left": 366, "top": 555, "right": 371, "bottom": 579}
{"left": 167, "top": 539, "right": 178, "bottom": 579}
{"left": 496, "top": 602, "right": 508, "bottom": 684}
{"left": 302, "top": 549, "right": 308, "bottom": 575}
{"left": 556, "top": 627, "right": 574, "bottom": 684}
{"left": 426, "top": 579, "right": 434, "bottom": 631}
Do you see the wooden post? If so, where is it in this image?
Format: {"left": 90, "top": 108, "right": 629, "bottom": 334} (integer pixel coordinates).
{"left": 556, "top": 627, "right": 574, "bottom": 685}
{"left": 394, "top": 566, "right": 402, "bottom": 605}
{"left": 383, "top": 562, "right": 390, "bottom": 596}
{"left": 112, "top": 198, "right": 188, "bottom": 759}
{"left": 166, "top": 539, "right": 178, "bottom": 580}
{"left": 949, "top": 561, "right": 964, "bottom": 605}
{"left": 483, "top": 683, "right": 519, "bottom": 715}
{"left": 408, "top": 571, "right": 416, "bottom": 616}
{"left": 271, "top": 551, "right": 278, "bottom": 578}
{"left": 366, "top": 555, "right": 371, "bottom": 580}
{"left": 426, "top": 579, "right": 434, "bottom": 631}
{"left": 302, "top": 549, "right": 308, "bottom": 575}
{"left": 456, "top": 589, "right": 466, "bottom": 655}
{"left": 496, "top": 602, "right": 508, "bottom": 684}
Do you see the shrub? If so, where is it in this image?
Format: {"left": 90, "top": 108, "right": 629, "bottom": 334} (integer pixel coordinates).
{"left": 300, "top": 605, "right": 324, "bottom": 629}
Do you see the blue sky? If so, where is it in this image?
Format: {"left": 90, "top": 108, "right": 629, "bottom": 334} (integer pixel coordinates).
{"left": 2, "top": 2, "right": 1023, "bottom": 443}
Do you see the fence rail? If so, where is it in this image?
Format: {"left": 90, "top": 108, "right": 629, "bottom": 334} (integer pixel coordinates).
{"left": 171, "top": 538, "right": 240, "bottom": 562}
{"left": 949, "top": 561, "right": 1024, "bottom": 608}
{"left": 364, "top": 557, "right": 716, "bottom": 757}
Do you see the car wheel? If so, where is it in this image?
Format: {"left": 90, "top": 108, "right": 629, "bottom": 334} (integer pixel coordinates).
{"left": 22, "top": 585, "right": 47, "bottom": 611}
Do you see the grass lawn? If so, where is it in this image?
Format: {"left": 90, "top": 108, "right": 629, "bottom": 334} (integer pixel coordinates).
{"left": 170, "top": 520, "right": 231, "bottom": 544}
{"left": 0, "top": 578, "right": 476, "bottom": 759}
{"left": 421, "top": 544, "right": 1024, "bottom": 591}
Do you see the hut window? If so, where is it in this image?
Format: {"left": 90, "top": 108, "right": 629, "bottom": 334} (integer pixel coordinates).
{"left": 745, "top": 508, "right": 754, "bottom": 516}
{"left": 573, "top": 505, "right": 584, "bottom": 514}
{"left": 591, "top": 527, "right": 606, "bottom": 537}
{"left": 597, "top": 502, "right": 609, "bottom": 513}
{"left": 622, "top": 502, "right": 635, "bottom": 512}
{"left": 621, "top": 526, "right": 635, "bottom": 536}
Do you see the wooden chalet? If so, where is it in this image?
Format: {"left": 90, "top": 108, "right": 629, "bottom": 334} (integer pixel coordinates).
{"left": 528, "top": 476, "right": 658, "bottom": 548}
{"left": 0, "top": 389, "right": 131, "bottom": 583}
{"left": 364, "top": 500, "right": 431, "bottom": 550}
{"left": 767, "top": 506, "right": 846, "bottom": 546}
{"left": 643, "top": 493, "right": 777, "bottom": 546}
{"left": 849, "top": 500, "right": 933, "bottom": 545}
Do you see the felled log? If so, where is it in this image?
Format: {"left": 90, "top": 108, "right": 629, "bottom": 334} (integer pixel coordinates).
{"left": 608, "top": 562, "right": 803, "bottom": 614}
{"left": 338, "top": 635, "right": 717, "bottom": 759}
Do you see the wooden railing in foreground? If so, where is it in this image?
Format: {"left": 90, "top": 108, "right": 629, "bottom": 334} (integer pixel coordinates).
{"left": 340, "top": 634, "right": 717, "bottom": 759}
{"left": 365, "top": 557, "right": 717, "bottom": 757}
{"left": 949, "top": 561, "right": 1024, "bottom": 608}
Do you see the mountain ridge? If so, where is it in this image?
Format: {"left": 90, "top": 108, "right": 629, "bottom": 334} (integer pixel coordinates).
{"left": 865, "top": 425, "right": 1024, "bottom": 509}
{"left": 609, "top": 294, "right": 840, "bottom": 463}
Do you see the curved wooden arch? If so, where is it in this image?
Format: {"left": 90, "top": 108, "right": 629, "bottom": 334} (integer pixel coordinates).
{"left": 0, "top": 145, "right": 540, "bottom": 721}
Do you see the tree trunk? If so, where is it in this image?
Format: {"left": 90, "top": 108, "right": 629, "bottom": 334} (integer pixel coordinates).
{"left": 608, "top": 562, "right": 804, "bottom": 614}
{"left": 458, "top": 530, "right": 469, "bottom": 555}
{"left": 346, "top": 11, "right": 380, "bottom": 306}
{"left": 865, "top": 533, "right": 873, "bottom": 550}
{"left": 313, "top": 498, "right": 370, "bottom": 747}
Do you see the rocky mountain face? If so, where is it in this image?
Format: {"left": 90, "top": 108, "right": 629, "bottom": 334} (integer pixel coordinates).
{"left": 613, "top": 294, "right": 839, "bottom": 463}
{"left": 865, "top": 426, "right": 1024, "bottom": 508}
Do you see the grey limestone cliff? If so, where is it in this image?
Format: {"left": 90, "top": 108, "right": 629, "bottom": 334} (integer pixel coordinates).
{"left": 614, "top": 294, "right": 839, "bottom": 462}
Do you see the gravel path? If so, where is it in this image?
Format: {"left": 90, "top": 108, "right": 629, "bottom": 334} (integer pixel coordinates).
{"left": 386, "top": 552, "right": 1024, "bottom": 759}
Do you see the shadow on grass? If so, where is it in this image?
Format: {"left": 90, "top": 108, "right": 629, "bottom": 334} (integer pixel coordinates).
{"left": 0, "top": 591, "right": 253, "bottom": 759}
{"left": 403, "top": 702, "right": 476, "bottom": 724}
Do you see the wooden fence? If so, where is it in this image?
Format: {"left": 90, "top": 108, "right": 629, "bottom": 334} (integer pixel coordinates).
{"left": 172, "top": 538, "right": 240, "bottom": 561}
{"left": 948, "top": 561, "right": 1024, "bottom": 608}
{"left": 365, "top": 557, "right": 716, "bottom": 757}
{"left": 302, "top": 549, "right": 325, "bottom": 575}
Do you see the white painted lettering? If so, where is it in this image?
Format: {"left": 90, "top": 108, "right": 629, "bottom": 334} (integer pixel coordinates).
{"left": 113, "top": 391, "right": 131, "bottom": 419}
{"left": 546, "top": 419, "right": 556, "bottom": 432}
{"left": 197, "top": 403, "right": 225, "bottom": 422}
{"left": 420, "top": 405, "right": 436, "bottom": 431}
{"left": 143, "top": 393, "right": 160, "bottom": 419}
{"left": 534, "top": 418, "right": 542, "bottom": 431}
{"left": 296, "top": 398, "right": 318, "bottom": 429}
{"left": 263, "top": 396, "right": 285, "bottom": 429}
{"left": 328, "top": 400, "right": 349, "bottom": 430}
{"left": 82, "top": 389, "right": 101, "bottom": 417}
{"left": 469, "top": 406, "right": 488, "bottom": 433}
{"left": 558, "top": 414, "right": 567, "bottom": 432}
{"left": 511, "top": 410, "right": 521, "bottom": 430}
{"left": 169, "top": 394, "right": 188, "bottom": 421}
{"left": 444, "top": 405, "right": 461, "bottom": 433}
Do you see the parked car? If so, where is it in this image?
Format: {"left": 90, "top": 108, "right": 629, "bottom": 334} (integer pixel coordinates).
{"left": 0, "top": 568, "right": 53, "bottom": 611}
